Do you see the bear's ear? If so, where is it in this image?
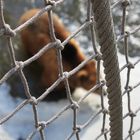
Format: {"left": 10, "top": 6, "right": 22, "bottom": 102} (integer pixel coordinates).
{"left": 61, "top": 42, "right": 78, "bottom": 65}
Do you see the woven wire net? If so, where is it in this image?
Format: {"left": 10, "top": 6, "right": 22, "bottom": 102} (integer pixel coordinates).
{"left": 0, "top": 0, "right": 140, "bottom": 140}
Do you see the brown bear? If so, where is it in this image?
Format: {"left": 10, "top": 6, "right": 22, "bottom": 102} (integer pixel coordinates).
{"left": 19, "top": 9, "right": 97, "bottom": 101}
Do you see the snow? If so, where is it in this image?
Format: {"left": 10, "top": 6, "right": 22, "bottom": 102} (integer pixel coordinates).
{"left": 82, "top": 53, "right": 140, "bottom": 140}
{"left": 0, "top": 83, "right": 102, "bottom": 140}
{"left": 0, "top": 52, "right": 140, "bottom": 140}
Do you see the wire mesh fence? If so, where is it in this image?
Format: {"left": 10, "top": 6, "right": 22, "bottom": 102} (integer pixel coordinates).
{"left": 0, "top": 0, "right": 140, "bottom": 140}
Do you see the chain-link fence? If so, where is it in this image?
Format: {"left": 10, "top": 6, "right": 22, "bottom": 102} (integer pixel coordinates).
{"left": 0, "top": 0, "right": 140, "bottom": 140}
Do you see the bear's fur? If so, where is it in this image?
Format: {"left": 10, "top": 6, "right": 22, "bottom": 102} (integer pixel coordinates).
{"left": 19, "top": 9, "right": 97, "bottom": 101}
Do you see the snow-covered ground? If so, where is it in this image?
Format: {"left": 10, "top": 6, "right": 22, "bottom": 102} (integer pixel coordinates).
{"left": 0, "top": 53, "right": 140, "bottom": 140}
{"left": 82, "top": 53, "right": 140, "bottom": 140}
{"left": 0, "top": 84, "right": 102, "bottom": 140}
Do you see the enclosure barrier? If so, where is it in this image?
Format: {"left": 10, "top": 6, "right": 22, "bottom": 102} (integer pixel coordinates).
{"left": 91, "top": 0, "right": 122, "bottom": 139}
{"left": 0, "top": 0, "right": 140, "bottom": 140}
